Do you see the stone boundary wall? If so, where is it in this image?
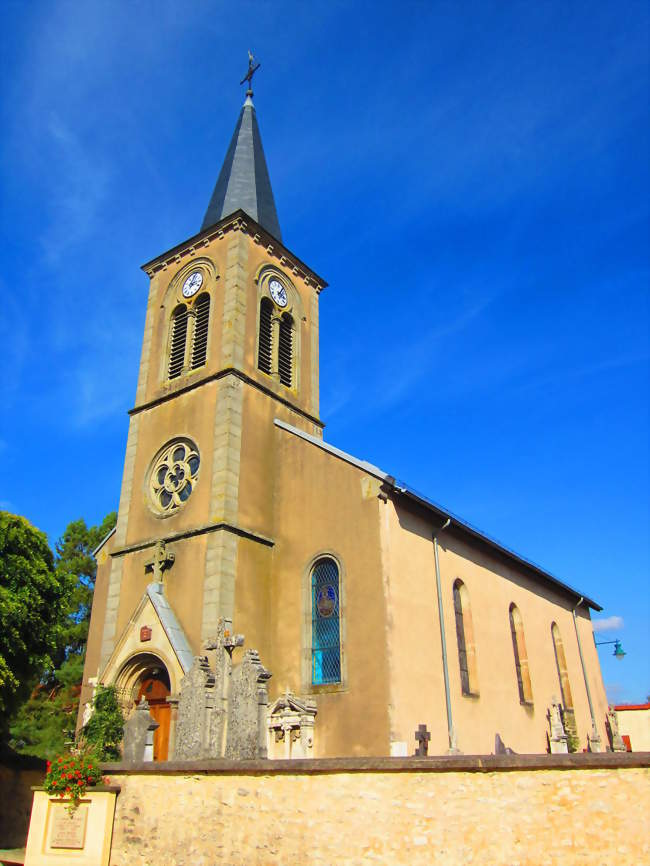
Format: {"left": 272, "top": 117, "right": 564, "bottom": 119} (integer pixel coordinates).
{"left": 104, "top": 753, "right": 649, "bottom": 866}
{"left": 0, "top": 760, "right": 46, "bottom": 848}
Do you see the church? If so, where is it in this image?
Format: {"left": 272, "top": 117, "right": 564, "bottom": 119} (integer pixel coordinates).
{"left": 79, "top": 68, "right": 610, "bottom": 761}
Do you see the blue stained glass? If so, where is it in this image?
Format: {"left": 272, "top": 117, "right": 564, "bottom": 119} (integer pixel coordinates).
{"left": 311, "top": 558, "right": 341, "bottom": 684}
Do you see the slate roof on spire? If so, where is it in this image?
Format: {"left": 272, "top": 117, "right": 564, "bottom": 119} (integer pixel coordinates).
{"left": 201, "top": 94, "right": 282, "bottom": 241}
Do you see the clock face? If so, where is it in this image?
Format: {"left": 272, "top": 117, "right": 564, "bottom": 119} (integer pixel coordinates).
{"left": 182, "top": 271, "right": 203, "bottom": 298}
{"left": 269, "top": 278, "right": 288, "bottom": 308}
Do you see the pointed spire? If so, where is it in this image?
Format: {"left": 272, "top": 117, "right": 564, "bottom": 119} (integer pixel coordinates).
{"left": 201, "top": 61, "right": 282, "bottom": 241}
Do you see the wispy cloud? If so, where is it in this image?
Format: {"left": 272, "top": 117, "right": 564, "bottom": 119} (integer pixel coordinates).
{"left": 36, "top": 113, "right": 111, "bottom": 263}
{"left": 593, "top": 615, "right": 624, "bottom": 633}
{"left": 605, "top": 682, "right": 626, "bottom": 704}
{"left": 323, "top": 288, "right": 505, "bottom": 424}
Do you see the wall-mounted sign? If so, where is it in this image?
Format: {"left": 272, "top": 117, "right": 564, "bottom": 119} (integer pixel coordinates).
{"left": 140, "top": 625, "right": 152, "bottom": 642}
{"left": 50, "top": 805, "right": 88, "bottom": 849}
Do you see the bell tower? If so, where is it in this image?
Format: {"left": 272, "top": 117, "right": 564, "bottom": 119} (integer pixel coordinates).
{"left": 82, "top": 65, "right": 327, "bottom": 717}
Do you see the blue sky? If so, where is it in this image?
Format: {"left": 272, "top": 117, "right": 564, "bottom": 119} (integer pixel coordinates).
{"left": 1, "top": 1, "right": 648, "bottom": 703}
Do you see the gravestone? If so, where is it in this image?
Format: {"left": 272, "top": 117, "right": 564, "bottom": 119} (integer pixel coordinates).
{"left": 606, "top": 707, "right": 626, "bottom": 752}
{"left": 174, "top": 617, "right": 272, "bottom": 760}
{"left": 414, "top": 724, "right": 431, "bottom": 756}
{"left": 123, "top": 698, "right": 159, "bottom": 762}
{"left": 174, "top": 656, "right": 217, "bottom": 760}
{"left": 226, "top": 649, "right": 271, "bottom": 759}
{"left": 268, "top": 693, "right": 317, "bottom": 759}
{"left": 547, "top": 701, "right": 568, "bottom": 753}
{"left": 494, "top": 733, "right": 516, "bottom": 755}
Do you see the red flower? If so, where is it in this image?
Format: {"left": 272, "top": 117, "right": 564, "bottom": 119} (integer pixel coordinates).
{"left": 77, "top": 779, "right": 83, "bottom": 786}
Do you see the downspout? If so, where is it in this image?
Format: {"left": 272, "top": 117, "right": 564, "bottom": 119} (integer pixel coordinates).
{"left": 434, "top": 519, "right": 458, "bottom": 753}
{"left": 571, "top": 596, "right": 603, "bottom": 752}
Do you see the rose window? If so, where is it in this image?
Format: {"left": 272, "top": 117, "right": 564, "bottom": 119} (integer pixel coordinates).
{"left": 149, "top": 439, "right": 200, "bottom": 515}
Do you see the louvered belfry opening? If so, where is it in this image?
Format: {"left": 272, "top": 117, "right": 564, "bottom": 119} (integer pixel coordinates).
{"left": 168, "top": 305, "right": 189, "bottom": 379}
{"left": 278, "top": 313, "right": 293, "bottom": 387}
{"left": 191, "top": 293, "right": 210, "bottom": 369}
{"left": 258, "top": 298, "right": 273, "bottom": 374}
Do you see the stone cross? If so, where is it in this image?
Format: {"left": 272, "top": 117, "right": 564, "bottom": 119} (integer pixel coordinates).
{"left": 145, "top": 540, "right": 175, "bottom": 585}
{"left": 414, "top": 724, "right": 431, "bottom": 756}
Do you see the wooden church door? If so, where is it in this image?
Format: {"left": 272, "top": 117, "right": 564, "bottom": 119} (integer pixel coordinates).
{"left": 136, "top": 675, "right": 171, "bottom": 761}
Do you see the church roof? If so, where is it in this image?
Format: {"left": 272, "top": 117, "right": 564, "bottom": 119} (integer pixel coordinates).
{"left": 146, "top": 583, "right": 194, "bottom": 674}
{"left": 274, "top": 419, "right": 602, "bottom": 611}
{"left": 201, "top": 94, "right": 282, "bottom": 241}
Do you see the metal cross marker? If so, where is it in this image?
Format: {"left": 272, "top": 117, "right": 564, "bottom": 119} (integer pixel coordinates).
{"left": 240, "top": 50, "right": 261, "bottom": 95}
{"left": 414, "top": 724, "right": 431, "bottom": 757}
{"left": 145, "top": 540, "right": 175, "bottom": 584}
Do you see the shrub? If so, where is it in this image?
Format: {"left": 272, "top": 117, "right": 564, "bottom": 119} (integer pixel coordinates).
{"left": 81, "top": 685, "right": 124, "bottom": 761}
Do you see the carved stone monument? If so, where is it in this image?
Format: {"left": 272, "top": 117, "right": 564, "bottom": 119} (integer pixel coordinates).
{"left": 174, "top": 617, "right": 271, "bottom": 760}
{"left": 547, "top": 701, "right": 569, "bottom": 754}
{"left": 267, "top": 693, "right": 317, "bottom": 759}
{"left": 606, "top": 706, "right": 627, "bottom": 752}
{"left": 122, "top": 698, "right": 159, "bottom": 762}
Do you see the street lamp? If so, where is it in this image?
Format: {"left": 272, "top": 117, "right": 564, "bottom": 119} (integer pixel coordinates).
{"left": 595, "top": 638, "right": 626, "bottom": 660}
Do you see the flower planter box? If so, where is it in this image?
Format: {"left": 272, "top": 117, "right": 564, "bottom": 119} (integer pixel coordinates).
{"left": 24, "top": 786, "right": 119, "bottom": 866}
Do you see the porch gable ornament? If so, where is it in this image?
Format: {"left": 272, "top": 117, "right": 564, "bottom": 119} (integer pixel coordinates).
{"left": 145, "top": 539, "right": 175, "bottom": 585}
{"left": 140, "top": 625, "right": 152, "bottom": 642}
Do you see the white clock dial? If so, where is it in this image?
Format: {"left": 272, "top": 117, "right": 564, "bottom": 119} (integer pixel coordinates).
{"left": 182, "top": 271, "right": 203, "bottom": 298}
{"left": 269, "top": 278, "right": 287, "bottom": 307}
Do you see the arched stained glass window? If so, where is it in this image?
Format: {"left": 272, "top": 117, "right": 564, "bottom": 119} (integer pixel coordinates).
{"left": 551, "top": 622, "right": 574, "bottom": 709}
{"left": 168, "top": 304, "right": 189, "bottom": 379}
{"left": 509, "top": 604, "right": 533, "bottom": 704}
{"left": 190, "top": 293, "right": 210, "bottom": 369}
{"left": 453, "top": 579, "right": 479, "bottom": 696}
{"left": 311, "top": 557, "right": 341, "bottom": 685}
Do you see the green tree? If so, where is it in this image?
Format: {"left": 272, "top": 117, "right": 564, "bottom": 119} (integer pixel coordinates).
{"left": 8, "top": 512, "right": 116, "bottom": 757}
{"left": 52, "top": 512, "right": 117, "bottom": 665}
{"left": 0, "top": 512, "right": 70, "bottom": 731}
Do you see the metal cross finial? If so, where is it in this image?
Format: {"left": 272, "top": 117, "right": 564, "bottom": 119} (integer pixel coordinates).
{"left": 145, "top": 540, "right": 175, "bottom": 584}
{"left": 240, "top": 50, "right": 261, "bottom": 95}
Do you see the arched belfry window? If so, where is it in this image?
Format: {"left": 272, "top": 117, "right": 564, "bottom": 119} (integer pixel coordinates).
{"left": 278, "top": 313, "right": 293, "bottom": 387}
{"left": 311, "top": 557, "right": 341, "bottom": 685}
{"left": 551, "top": 622, "right": 574, "bottom": 709}
{"left": 258, "top": 298, "right": 273, "bottom": 375}
{"left": 191, "top": 293, "right": 210, "bottom": 370}
{"left": 509, "top": 604, "right": 533, "bottom": 704}
{"left": 255, "top": 269, "right": 298, "bottom": 390}
{"left": 164, "top": 261, "right": 215, "bottom": 382}
{"left": 168, "top": 305, "right": 189, "bottom": 379}
{"left": 453, "top": 579, "right": 479, "bottom": 696}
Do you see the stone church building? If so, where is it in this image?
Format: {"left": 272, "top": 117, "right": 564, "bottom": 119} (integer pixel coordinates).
{"left": 79, "top": 84, "right": 609, "bottom": 761}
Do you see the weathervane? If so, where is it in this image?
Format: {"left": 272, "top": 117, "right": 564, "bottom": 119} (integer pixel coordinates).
{"left": 240, "top": 50, "right": 261, "bottom": 96}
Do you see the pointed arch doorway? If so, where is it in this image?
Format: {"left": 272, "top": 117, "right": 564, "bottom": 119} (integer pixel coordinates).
{"left": 136, "top": 667, "right": 171, "bottom": 761}
{"left": 116, "top": 653, "right": 172, "bottom": 761}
